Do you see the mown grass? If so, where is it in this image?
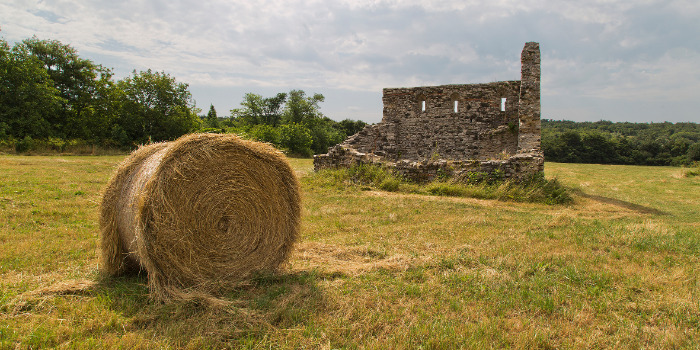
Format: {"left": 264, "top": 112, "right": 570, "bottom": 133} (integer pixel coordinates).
{"left": 1, "top": 155, "right": 699, "bottom": 348}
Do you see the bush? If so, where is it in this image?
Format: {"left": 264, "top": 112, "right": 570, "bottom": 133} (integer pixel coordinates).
{"left": 15, "top": 136, "right": 34, "bottom": 153}
{"left": 47, "top": 137, "right": 67, "bottom": 152}
{"left": 248, "top": 124, "right": 281, "bottom": 145}
{"left": 279, "top": 123, "right": 313, "bottom": 157}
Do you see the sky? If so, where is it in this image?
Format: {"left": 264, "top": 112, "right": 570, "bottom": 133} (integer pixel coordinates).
{"left": 1, "top": 0, "right": 699, "bottom": 124}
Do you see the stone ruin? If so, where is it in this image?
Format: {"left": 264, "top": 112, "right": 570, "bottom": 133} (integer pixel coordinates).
{"left": 314, "top": 42, "right": 543, "bottom": 182}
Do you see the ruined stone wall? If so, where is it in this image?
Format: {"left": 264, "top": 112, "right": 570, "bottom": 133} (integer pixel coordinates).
{"left": 314, "top": 42, "right": 543, "bottom": 181}
{"left": 343, "top": 81, "right": 521, "bottom": 161}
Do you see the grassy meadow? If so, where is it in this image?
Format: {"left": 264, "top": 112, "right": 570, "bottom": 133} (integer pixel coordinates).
{"left": 0, "top": 155, "right": 698, "bottom": 349}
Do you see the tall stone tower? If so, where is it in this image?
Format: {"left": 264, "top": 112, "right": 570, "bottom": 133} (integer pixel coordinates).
{"left": 517, "top": 42, "right": 541, "bottom": 154}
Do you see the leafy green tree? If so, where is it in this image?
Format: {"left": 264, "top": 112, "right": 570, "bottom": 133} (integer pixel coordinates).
{"left": 231, "top": 93, "right": 264, "bottom": 126}
{"left": 543, "top": 130, "right": 583, "bottom": 163}
{"left": 262, "top": 93, "right": 287, "bottom": 126}
{"left": 282, "top": 90, "right": 324, "bottom": 125}
{"left": 116, "top": 69, "right": 200, "bottom": 144}
{"left": 230, "top": 92, "right": 287, "bottom": 126}
{"left": 15, "top": 37, "right": 113, "bottom": 140}
{"left": 280, "top": 90, "right": 340, "bottom": 153}
{"left": 0, "top": 38, "right": 62, "bottom": 139}
{"left": 85, "top": 77, "right": 123, "bottom": 144}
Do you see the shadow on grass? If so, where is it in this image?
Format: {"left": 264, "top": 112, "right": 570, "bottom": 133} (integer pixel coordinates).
{"left": 574, "top": 190, "right": 669, "bottom": 216}
{"left": 112, "top": 269, "right": 332, "bottom": 345}
{"left": 11, "top": 269, "right": 333, "bottom": 347}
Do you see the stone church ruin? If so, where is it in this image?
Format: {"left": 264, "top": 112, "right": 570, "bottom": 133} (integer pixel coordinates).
{"left": 314, "top": 42, "right": 543, "bottom": 182}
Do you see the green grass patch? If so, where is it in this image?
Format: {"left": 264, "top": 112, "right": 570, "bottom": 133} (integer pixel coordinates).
{"left": 311, "top": 163, "right": 572, "bottom": 204}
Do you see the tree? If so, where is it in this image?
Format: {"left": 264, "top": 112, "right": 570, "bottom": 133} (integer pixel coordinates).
{"left": 542, "top": 130, "right": 584, "bottom": 163}
{"left": 231, "top": 93, "right": 264, "bottom": 126}
{"left": 0, "top": 38, "right": 62, "bottom": 139}
{"left": 230, "top": 92, "right": 287, "bottom": 127}
{"left": 116, "top": 69, "right": 200, "bottom": 144}
{"left": 15, "top": 37, "right": 113, "bottom": 140}
{"left": 261, "top": 92, "right": 287, "bottom": 126}
{"left": 282, "top": 90, "right": 324, "bottom": 125}
{"left": 206, "top": 104, "right": 219, "bottom": 128}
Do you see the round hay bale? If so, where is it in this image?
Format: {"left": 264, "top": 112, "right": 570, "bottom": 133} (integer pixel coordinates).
{"left": 99, "top": 133, "right": 301, "bottom": 300}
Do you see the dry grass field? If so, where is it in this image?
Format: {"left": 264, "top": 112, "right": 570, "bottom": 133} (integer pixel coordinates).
{"left": 1, "top": 155, "right": 698, "bottom": 349}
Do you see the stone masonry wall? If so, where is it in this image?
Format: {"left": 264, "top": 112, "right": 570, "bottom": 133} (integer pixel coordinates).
{"left": 518, "top": 42, "right": 541, "bottom": 153}
{"left": 344, "top": 81, "right": 521, "bottom": 161}
{"left": 314, "top": 42, "right": 543, "bottom": 182}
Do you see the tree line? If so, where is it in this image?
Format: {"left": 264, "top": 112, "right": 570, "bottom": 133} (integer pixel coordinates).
{"left": 1, "top": 36, "right": 201, "bottom": 151}
{"left": 542, "top": 119, "right": 700, "bottom": 166}
{"left": 0, "top": 35, "right": 366, "bottom": 156}
{"left": 3, "top": 35, "right": 698, "bottom": 164}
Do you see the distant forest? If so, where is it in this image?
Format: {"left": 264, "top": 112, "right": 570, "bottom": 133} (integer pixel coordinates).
{"left": 542, "top": 119, "right": 700, "bottom": 166}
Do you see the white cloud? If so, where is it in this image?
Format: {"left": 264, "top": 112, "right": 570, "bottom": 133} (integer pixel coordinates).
{"left": 0, "top": 0, "right": 698, "bottom": 122}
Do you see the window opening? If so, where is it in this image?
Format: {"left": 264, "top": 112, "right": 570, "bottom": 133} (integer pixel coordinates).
{"left": 501, "top": 98, "right": 506, "bottom": 112}
{"left": 421, "top": 100, "right": 426, "bottom": 112}
{"left": 453, "top": 100, "right": 459, "bottom": 113}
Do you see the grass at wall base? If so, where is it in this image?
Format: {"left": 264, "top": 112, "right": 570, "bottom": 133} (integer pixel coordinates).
{"left": 310, "top": 163, "right": 573, "bottom": 205}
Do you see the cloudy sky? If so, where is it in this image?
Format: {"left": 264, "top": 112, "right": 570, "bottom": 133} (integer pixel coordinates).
{"left": 1, "top": 0, "right": 699, "bottom": 123}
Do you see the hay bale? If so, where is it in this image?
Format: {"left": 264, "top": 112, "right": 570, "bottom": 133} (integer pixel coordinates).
{"left": 99, "top": 133, "right": 301, "bottom": 300}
